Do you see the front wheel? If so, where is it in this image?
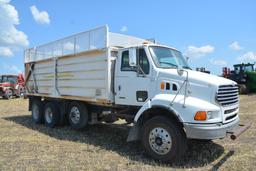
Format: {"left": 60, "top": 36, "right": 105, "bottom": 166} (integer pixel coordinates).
{"left": 142, "top": 116, "right": 187, "bottom": 162}
{"left": 3, "top": 89, "right": 12, "bottom": 100}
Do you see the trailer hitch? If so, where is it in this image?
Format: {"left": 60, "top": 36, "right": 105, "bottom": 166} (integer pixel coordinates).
{"left": 227, "top": 122, "right": 251, "bottom": 140}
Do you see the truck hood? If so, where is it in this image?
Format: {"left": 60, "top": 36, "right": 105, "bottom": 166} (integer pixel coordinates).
{"left": 159, "top": 69, "right": 236, "bottom": 87}
{"left": 158, "top": 69, "right": 237, "bottom": 104}
{"left": 185, "top": 69, "right": 236, "bottom": 87}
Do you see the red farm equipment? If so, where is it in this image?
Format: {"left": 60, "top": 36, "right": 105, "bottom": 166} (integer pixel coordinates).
{"left": 0, "top": 74, "right": 25, "bottom": 99}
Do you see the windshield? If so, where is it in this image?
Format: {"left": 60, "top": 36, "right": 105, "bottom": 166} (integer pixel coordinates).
{"left": 2, "top": 76, "right": 17, "bottom": 84}
{"left": 244, "top": 65, "right": 254, "bottom": 72}
{"left": 149, "top": 46, "right": 189, "bottom": 69}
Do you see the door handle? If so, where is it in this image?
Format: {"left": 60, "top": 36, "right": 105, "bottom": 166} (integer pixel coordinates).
{"left": 118, "top": 85, "right": 121, "bottom": 91}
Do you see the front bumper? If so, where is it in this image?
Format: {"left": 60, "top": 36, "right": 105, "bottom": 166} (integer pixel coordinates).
{"left": 184, "top": 117, "right": 240, "bottom": 140}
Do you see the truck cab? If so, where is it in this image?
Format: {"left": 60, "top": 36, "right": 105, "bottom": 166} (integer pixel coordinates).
{"left": 114, "top": 44, "right": 240, "bottom": 153}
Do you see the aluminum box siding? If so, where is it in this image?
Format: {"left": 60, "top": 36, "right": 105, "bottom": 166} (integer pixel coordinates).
{"left": 24, "top": 25, "right": 150, "bottom": 104}
{"left": 27, "top": 50, "right": 113, "bottom": 104}
{"left": 24, "top": 26, "right": 107, "bottom": 63}
{"left": 27, "top": 60, "right": 54, "bottom": 94}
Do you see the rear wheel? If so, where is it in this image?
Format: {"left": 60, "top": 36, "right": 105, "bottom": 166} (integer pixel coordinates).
{"left": 68, "top": 101, "right": 88, "bottom": 129}
{"left": 31, "top": 100, "right": 44, "bottom": 124}
{"left": 44, "top": 102, "right": 60, "bottom": 128}
{"left": 142, "top": 116, "right": 187, "bottom": 162}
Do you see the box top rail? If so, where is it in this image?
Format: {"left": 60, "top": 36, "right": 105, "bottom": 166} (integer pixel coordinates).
{"left": 24, "top": 25, "right": 150, "bottom": 63}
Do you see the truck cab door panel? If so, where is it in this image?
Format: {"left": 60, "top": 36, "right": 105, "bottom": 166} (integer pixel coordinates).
{"left": 115, "top": 48, "right": 152, "bottom": 106}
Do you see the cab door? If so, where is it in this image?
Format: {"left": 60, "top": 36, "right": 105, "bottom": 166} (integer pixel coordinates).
{"left": 115, "top": 47, "right": 153, "bottom": 106}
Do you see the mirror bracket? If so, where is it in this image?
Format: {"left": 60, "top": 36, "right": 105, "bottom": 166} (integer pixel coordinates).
{"left": 177, "top": 66, "right": 184, "bottom": 76}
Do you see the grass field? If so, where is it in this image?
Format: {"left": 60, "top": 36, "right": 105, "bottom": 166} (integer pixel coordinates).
{"left": 0, "top": 96, "right": 255, "bottom": 170}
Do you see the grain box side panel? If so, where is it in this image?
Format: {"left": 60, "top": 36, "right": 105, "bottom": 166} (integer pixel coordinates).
{"left": 27, "top": 60, "right": 55, "bottom": 95}
{"left": 56, "top": 51, "right": 111, "bottom": 102}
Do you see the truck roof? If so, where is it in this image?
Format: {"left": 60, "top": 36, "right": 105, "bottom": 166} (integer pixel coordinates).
{"left": 234, "top": 63, "right": 255, "bottom": 67}
{"left": 0, "top": 75, "right": 18, "bottom": 77}
{"left": 118, "top": 43, "right": 179, "bottom": 52}
{"left": 24, "top": 25, "right": 179, "bottom": 63}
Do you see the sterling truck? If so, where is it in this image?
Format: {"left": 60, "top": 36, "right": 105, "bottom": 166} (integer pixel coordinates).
{"left": 24, "top": 26, "right": 250, "bottom": 162}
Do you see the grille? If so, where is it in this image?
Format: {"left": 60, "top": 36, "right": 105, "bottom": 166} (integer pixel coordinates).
{"left": 225, "top": 113, "right": 238, "bottom": 121}
{"left": 216, "top": 85, "right": 239, "bottom": 106}
{"left": 224, "top": 107, "right": 238, "bottom": 114}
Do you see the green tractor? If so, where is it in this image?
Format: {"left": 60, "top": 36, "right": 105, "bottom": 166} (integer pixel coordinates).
{"left": 223, "top": 63, "right": 256, "bottom": 94}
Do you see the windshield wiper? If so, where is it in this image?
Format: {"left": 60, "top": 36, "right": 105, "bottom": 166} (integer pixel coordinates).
{"left": 183, "top": 66, "right": 192, "bottom": 70}
{"left": 159, "top": 62, "right": 178, "bottom": 68}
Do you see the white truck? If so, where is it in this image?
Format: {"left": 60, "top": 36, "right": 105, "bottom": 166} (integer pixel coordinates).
{"left": 24, "top": 26, "right": 249, "bottom": 162}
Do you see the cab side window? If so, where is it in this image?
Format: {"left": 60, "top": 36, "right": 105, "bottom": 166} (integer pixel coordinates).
{"left": 8, "top": 77, "right": 17, "bottom": 84}
{"left": 121, "top": 50, "right": 133, "bottom": 71}
{"left": 121, "top": 49, "right": 150, "bottom": 74}
{"left": 138, "top": 49, "right": 149, "bottom": 74}
{"left": 2, "top": 76, "right": 7, "bottom": 82}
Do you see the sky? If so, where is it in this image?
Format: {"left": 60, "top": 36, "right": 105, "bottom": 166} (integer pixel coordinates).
{"left": 0, "top": 0, "right": 256, "bottom": 75}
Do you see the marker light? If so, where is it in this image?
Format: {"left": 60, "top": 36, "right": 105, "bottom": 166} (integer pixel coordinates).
{"left": 142, "top": 41, "right": 149, "bottom": 44}
{"left": 194, "top": 111, "right": 207, "bottom": 121}
{"left": 160, "top": 82, "right": 165, "bottom": 90}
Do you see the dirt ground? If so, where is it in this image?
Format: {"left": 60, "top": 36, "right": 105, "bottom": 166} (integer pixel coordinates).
{"left": 0, "top": 95, "right": 255, "bottom": 171}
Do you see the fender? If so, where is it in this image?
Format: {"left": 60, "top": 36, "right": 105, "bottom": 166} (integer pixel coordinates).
{"left": 127, "top": 94, "right": 221, "bottom": 142}
{"left": 134, "top": 98, "right": 184, "bottom": 123}
{"left": 136, "top": 93, "right": 221, "bottom": 124}
{"left": 127, "top": 95, "right": 184, "bottom": 142}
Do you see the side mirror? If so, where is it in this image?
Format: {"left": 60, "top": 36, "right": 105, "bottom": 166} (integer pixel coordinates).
{"left": 177, "top": 66, "right": 184, "bottom": 76}
{"left": 129, "top": 48, "right": 137, "bottom": 66}
{"left": 185, "top": 56, "right": 189, "bottom": 62}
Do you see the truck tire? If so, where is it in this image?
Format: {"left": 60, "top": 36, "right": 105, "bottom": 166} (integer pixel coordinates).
{"left": 68, "top": 101, "right": 88, "bottom": 130}
{"left": 44, "top": 102, "right": 60, "bottom": 128}
{"left": 3, "top": 89, "right": 12, "bottom": 100}
{"left": 142, "top": 116, "right": 187, "bottom": 162}
{"left": 15, "top": 85, "right": 25, "bottom": 98}
{"left": 239, "top": 84, "right": 248, "bottom": 94}
{"left": 31, "top": 100, "right": 44, "bottom": 124}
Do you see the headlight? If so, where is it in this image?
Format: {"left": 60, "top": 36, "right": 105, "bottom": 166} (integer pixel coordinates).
{"left": 207, "top": 111, "right": 220, "bottom": 120}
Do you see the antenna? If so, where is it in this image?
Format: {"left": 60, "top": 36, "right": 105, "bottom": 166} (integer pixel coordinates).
{"left": 146, "top": 38, "right": 156, "bottom": 44}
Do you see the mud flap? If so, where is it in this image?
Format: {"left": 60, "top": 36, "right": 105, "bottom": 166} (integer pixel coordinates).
{"left": 127, "top": 124, "right": 141, "bottom": 142}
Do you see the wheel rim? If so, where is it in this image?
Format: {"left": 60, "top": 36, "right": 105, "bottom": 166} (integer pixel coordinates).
{"left": 6, "top": 90, "right": 12, "bottom": 98}
{"left": 32, "top": 105, "right": 39, "bottom": 120}
{"left": 149, "top": 127, "right": 172, "bottom": 155}
{"left": 70, "top": 106, "right": 80, "bottom": 124}
{"left": 45, "top": 107, "right": 53, "bottom": 123}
